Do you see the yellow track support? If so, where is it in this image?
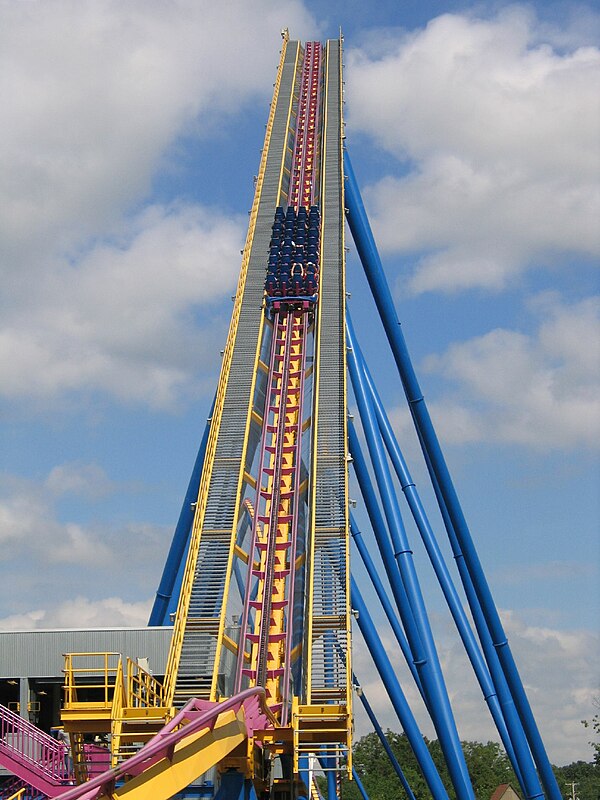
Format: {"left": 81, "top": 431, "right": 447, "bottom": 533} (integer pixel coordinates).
{"left": 243, "top": 310, "right": 308, "bottom": 717}
{"left": 92, "top": 709, "right": 248, "bottom": 800}
{"left": 70, "top": 732, "right": 88, "bottom": 784}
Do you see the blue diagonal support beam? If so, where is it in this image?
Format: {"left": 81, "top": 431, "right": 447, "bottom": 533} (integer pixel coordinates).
{"left": 350, "top": 317, "right": 531, "bottom": 795}
{"left": 344, "top": 146, "right": 558, "bottom": 800}
{"left": 347, "top": 313, "right": 474, "bottom": 800}
{"left": 351, "top": 578, "right": 449, "bottom": 800}
{"left": 149, "top": 396, "right": 215, "bottom": 626}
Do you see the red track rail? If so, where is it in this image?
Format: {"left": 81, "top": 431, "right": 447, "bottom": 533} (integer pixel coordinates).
{"left": 234, "top": 308, "right": 309, "bottom": 725}
{"left": 234, "top": 44, "right": 323, "bottom": 724}
{"left": 288, "top": 42, "right": 322, "bottom": 210}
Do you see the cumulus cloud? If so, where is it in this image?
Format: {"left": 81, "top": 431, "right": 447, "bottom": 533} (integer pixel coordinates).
{"left": 46, "top": 462, "right": 116, "bottom": 499}
{"left": 0, "top": 0, "right": 319, "bottom": 408}
{"left": 1, "top": 0, "right": 317, "bottom": 265}
{"left": 0, "top": 597, "right": 152, "bottom": 631}
{"left": 419, "top": 294, "right": 600, "bottom": 448}
{"left": 0, "top": 203, "right": 242, "bottom": 406}
{"left": 351, "top": 607, "right": 599, "bottom": 765}
{"left": 345, "top": 6, "right": 600, "bottom": 292}
{"left": 0, "top": 468, "right": 169, "bottom": 622}
{"left": 381, "top": 293, "right": 600, "bottom": 450}
{"left": 0, "top": 471, "right": 112, "bottom": 565}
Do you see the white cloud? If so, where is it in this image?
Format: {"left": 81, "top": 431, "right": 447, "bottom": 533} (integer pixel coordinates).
{"left": 0, "top": 1, "right": 319, "bottom": 408}
{"left": 0, "top": 597, "right": 152, "bottom": 631}
{"left": 1, "top": 0, "right": 317, "bottom": 266}
{"left": 422, "top": 294, "right": 600, "bottom": 448}
{"left": 0, "top": 472, "right": 113, "bottom": 564}
{"left": 46, "top": 462, "right": 115, "bottom": 499}
{"left": 500, "top": 611, "right": 599, "bottom": 762}
{"left": 0, "top": 469, "right": 169, "bottom": 621}
{"left": 346, "top": 7, "right": 600, "bottom": 292}
{"left": 351, "top": 607, "right": 599, "bottom": 765}
{"left": 0, "top": 203, "right": 242, "bottom": 407}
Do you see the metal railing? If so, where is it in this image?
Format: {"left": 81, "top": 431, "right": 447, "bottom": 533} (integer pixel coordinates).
{"left": 63, "top": 652, "right": 121, "bottom": 709}
{"left": 6, "top": 788, "right": 26, "bottom": 800}
{"left": 126, "top": 658, "right": 165, "bottom": 708}
{"left": 0, "top": 702, "right": 69, "bottom": 781}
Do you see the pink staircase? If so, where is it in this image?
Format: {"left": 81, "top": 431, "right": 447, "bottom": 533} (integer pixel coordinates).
{"left": 0, "top": 703, "right": 71, "bottom": 798}
{"left": 0, "top": 775, "right": 44, "bottom": 799}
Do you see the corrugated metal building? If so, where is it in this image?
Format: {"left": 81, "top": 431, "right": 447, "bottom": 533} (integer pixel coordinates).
{"left": 0, "top": 627, "right": 172, "bottom": 740}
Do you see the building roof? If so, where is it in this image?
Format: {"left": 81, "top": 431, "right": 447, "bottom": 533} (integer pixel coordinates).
{"left": 490, "top": 784, "right": 521, "bottom": 800}
{"left": 0, "top": 627, "right": 173, "bottom": 678}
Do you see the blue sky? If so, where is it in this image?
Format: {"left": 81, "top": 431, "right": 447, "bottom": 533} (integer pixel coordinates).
{"left": 0, "top": 0, "right": 598, "bottom": 765}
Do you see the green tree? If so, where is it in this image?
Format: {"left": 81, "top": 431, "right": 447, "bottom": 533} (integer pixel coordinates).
{"left": 340, "top": 731, "right": 518, "bottom": 800}
{"left": 338, "top": 729, "right": 600, "bottom": 800}
{"left": 553, "top": 760, "right": 600, "bottom": 800}
{"left": 582, "top": 697, "right": 600, "bottom": 767}
{"left": 462, "top": 741, "right": 515, "bottom": 800}
{"left": 427, "top": 739, "right": 513, "bottom": 800}
{"left": 345, "top": 730, "right": 431, "bottom": 800}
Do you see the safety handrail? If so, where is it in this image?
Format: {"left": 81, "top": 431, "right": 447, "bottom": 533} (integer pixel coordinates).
{"left": 63, "top": 652, "right": 121, "bottom": 709}
{"left": 0, "top": 702, "right": 68, "bottom": 781}
{"left": 126, "top": 658, "right": 165, "bottom": 708}
{"left": 111, "top": 657, "right": 126, "bottom": 717}
{"left": 54, "top": 688, "right": 276, "bottom": 800}
{"left": 108, "top": 657, "right": 126, "bottom": 768}
{"left": 7, "top": 788, "right": 27, "bottom": 800}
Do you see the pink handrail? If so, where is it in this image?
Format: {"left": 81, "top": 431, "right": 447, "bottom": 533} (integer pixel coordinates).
{"left": 0, "top": 702, "right": 69, "bottom": 782}
{"left": 54, "top": 687, "right": 274, "bottom": 799}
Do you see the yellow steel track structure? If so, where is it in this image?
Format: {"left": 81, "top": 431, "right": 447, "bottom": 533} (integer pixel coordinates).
{"left": 163, "top": 35, "right": 301, "bottom": 710}
{"left": 297, "top": 36, "right": 352, "bottom": 773}
{"left": 58, "top": 33, "right": 352, "bottom": 797}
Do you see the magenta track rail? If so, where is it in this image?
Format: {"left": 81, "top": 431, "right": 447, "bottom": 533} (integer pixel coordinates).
{"left": 289, "top": 41, "right": 322, "bottom": 209}
{"left": 52, "top": 688, "right": 274, "bottom": 800}
{"left": 233, "top": 43, "right": 322, "bottom": 725}
{"left": 233, "top": 307, "right": 309, "bottom": 725}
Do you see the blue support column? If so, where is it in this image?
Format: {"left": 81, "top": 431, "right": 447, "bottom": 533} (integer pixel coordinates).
{"left": 348, "top": 420, "right": 427, "bottom": 690}
{"left": 351, "top": 319, "right": 529, "bottom": 794}
{"left": 352, "top": 768, "right": 371, "bottom": 800}
{"left": 327, "top": 765, "right": 337, "bottom": 800}
{"left": 347, "top": 315, "right": 474, "bottom": 800}
{"left": 351, "top": 579, "right": 449, "bottom": 800}
{"left": 344, "top": 148, "right": 558, "bottom": 800}
{"left": 214, "top": 770, "right": 258, "bottom": 800}
{"left": 350, "top": 513, "right": 424, "bottom": 697}
{"left": 419, "top": 433, "right": 542, "bottom": 799}
{"left": 299, "top": 755, "right": 311, "bottom": 798}
{"left": 165, "top": 530, "right": 190, "bottom": 622}
{"left": 149, "top": 398, "right": 215, "bottom": 626}
{"left": 354, "top": 678, "right": 417, "bottom": 800}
